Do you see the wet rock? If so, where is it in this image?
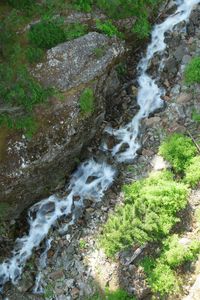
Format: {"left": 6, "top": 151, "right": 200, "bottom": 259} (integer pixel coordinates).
{"left": 49, "top": 270, "right": 65, "bottom": 280}
{"left": 144, "top": 117, "right": 161, "bottom": 127}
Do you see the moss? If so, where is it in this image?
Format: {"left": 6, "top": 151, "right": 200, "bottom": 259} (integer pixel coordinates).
{"left": 79, "top": 88, "right": 95, "bottom": 114}
{"left": 184, "top": 156, "right": 200, "bottom": 187}
{"left": 0, "top": 203, "right": 10, "bottom": 220}
{"left": 184, "top": 57, "right": 200, "bottom": 84}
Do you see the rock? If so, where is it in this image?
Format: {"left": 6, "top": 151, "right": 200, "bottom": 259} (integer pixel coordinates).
{"left": 164, "top": 57, "right": 178, "bottom": 75}
{"left": 183, "top": 275, "right": 200, "bottom": 300}
{"left": 33, "top": 33, "right": 125, "bottom": 91}
{"left": 0, "top": 33, "right": 125, "bottom": 219}
{"left": 174, "top": 44, "right": 186, "bottom": 62}
{"left": 142, "top": 149, "right": 154, "bottom": 157}
{"left": 71, "top": 287, "right": 80, "bottom": 299}
{"left": 49, "top": 270, "right": 65, "bottom": 280}
{"left": 182, "top": 55, "right": 192, "bottom": 65}
{"left": 176, "top": 93, "right": 192, "bottom": 104}
{"left": 152, "top": 155, "right": 170, "bottom": 171}
{"left": 144, "top": 117, "right": 161, "bottom": 126}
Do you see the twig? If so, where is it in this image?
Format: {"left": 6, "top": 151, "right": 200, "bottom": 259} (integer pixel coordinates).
{"left": 123, "top": 244, "right": 147, "bottom": 266}
{"left": 186, "top": 130, "right": 200, "bottom": 154}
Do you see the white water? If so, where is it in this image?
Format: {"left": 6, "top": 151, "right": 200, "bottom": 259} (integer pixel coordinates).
{"left": 105, "top": 0, "right": 200, "bottom": 162}
{"left": 0, "top": 0, "right": 199, "bottom": 293}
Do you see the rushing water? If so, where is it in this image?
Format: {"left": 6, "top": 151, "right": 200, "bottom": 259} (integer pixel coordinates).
{"left": 0, "top": 0, "right": 199, "bottom": 293}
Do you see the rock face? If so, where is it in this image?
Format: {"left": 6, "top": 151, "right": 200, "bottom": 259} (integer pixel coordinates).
{"left": 0, "top": 32, "right": 125, "bottom": 219}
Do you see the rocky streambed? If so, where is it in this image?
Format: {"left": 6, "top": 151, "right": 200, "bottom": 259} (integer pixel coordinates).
{"left": 1, "top": 1, "right": 200, "bottom": 299}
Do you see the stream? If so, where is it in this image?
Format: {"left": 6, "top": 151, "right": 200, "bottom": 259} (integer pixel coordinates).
{"left": 0, "top": 0, "right": 199, "bottom": 295}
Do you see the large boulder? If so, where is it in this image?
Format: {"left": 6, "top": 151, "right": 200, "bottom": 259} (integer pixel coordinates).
{"left": 0, "top": 32, "right": 125, "bottom": 219}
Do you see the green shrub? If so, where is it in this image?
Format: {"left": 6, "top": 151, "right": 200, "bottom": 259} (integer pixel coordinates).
{"left": 99, "top": 171, "right": 188, "bottom": 256}
{"left": 79, "top": 88, "right": 94, "bottom": 114}
{"left": 72, "top": 0, "right": 93, "bottom": 12}
{"left": 160, "top": 234, "right": 200, "bottom": 268}
{"left": 141, "top": 259, "right": 179, "bottom": 296}
{"left": 132, "top": 16, "right": 151, "bottom": 39}
{"left": 96, "top": 20, "right": 123, "bottom": 38}
{"left": 184, "top": 156, "right": 200, "bottom": 187}
{"left": 64, "top": 23, "right": 88, "bottom": 41}
{"left": 8, "top": 0, "right": 35, "bottom": 9}
{"left": 26, "top": 46, "right": 44, "bottom": 63}
{"left": 0, "top": 65, "right": 51, "bottom": 111}
{"left": 184, "top": 57, "right": 200, "bottom": 84}
{"left": 28, "top": 19, "right": 66, "bottom": 49}
{"left": 159, "top": 133, "right": 197, "bottom": 172}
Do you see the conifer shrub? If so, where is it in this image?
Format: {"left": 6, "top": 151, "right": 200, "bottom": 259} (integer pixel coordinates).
{"left": 159, "top": 133, "right": 197, "bottom": 172}
{"left": 141, "top": 258, "right": 179, "bottom": 296}
{"left": 28, "top": 19, "right": 66, "bottom": 49}
{"left": 184, "top": 57, "right": 200, "bottom": 84}
{"left": 79, "top": 88, "right": 94, "bottom": 114}
{"left": 184, "top": 156, "right": 200, "bottom": 187}
{"left": 160, "top": 234, "right": 200, "bottom": 268}
{"left": 99, "top": 171, "right": 188, "bottom": 257}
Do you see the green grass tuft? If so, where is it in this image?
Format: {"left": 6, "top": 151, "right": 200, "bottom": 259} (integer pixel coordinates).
{"left": 184, "top": 57, "right": 200, "bottom": 84}
{"left": 79, "top": 88, "right": 95, "bottom": 114}
{"left": 159, "top": 133, "right": 197, "bottom": 172}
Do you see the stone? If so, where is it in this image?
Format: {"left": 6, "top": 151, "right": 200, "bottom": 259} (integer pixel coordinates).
{"left": 152, "top": 155, "right": 170, "bottom": 171}
{"left": 182, "top": 55, "right": 192, "bottom": 65}
{"left": 144, "top": 117, "right": 161, "bottom": 126}
{"left": 49, "top": 270, "right": 65, "bottom": 280}
{"left": 71, "top": 287, "right": 80, "bottom": 299}
{"left": 174, "top": 45, "right": 186, "bottom": 62}
{"left": 176, "top": 93, "right": 192, "bottom": 104}
{"left": 33, "top": 33, "right": 125, "bottom": 91}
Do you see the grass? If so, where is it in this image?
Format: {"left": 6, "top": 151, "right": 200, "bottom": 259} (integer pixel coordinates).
{"left": 79, "top": 88, "right": 95, "bottom": 114}
{"left": 184, "top": 57, "right": 200, "bottom": 84}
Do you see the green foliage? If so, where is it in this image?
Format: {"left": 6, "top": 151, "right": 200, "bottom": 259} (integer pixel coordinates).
{"left": 79, "top": 88, "right": 94, "bottom": 114}
{"left": 159, "top": 133, "right": 197, "bottom": 172}
{"left": 28, "top": 19, "right": 66, "bottom": 49}
{"left": 0, "top": 203, "right": 10, "bottom": 220}
{"left": 132, "top": 16, "right": 151, "bottom": 39}
{"left": 192, "top": 109, "right": 200, "bottom": 123}
{"left": 142, "top": 259, "right": 179, "bottom": 296}
{"left": 141, "top": 234, "right": 200, "bottom": 296}
{"left": 79, "top": 239, "right": 87, "bottom": 249}
{"left": 184, "top": 156, "right": 200, "bottom": 187}
{"left": 96, "top": 0, "right": 162, "bottom": 19}
{"left": 26, "top": 46, "right": 44, "bottom": 63}
{"left": 96, "top": 20, "right": 123, "bottom": 38}
{"left": 184, "top": 57, "right": 200, "bottom": 84}
{"left": 160, "top": 234, "right": 200, "bottom": 268}
{"left": 64, "top": 23, "right": 88, "bottom": 41}
{"left": 87, "top": 288, "right": 135, "bottom": 300}
{"left": 8, "top": 0, "right": 35, "bottom": 10}
{"left": 105, "top": 288, "right": 135, "bottom": 300}
{"left": 99, "top": 171, "right": 188, "bottom": 257}
{"left": 0, "top": 114, "right": 37, "bottom": 138}
{"left": 93, "top": 47, "right": 106, "bottom": 59}
{"left": 73, "top": 0, "right": 93, "bottom": 12}
{"left": 0, "top": 65, "right": 51, "bottom": 111}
